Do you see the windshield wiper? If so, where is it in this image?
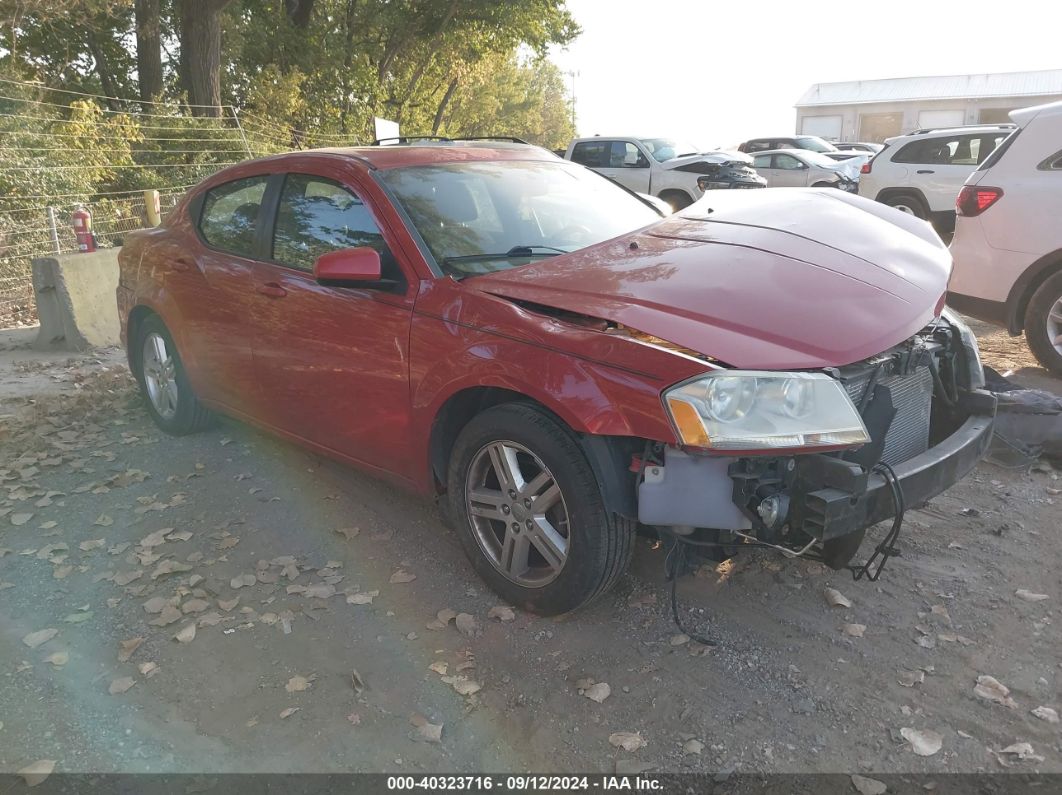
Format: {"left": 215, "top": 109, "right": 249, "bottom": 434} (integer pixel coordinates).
{"left": 443, "top": 245, "right": 568, "bottom": 266}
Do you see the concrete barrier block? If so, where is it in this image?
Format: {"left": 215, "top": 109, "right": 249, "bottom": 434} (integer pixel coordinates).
{"left": 31, "top": 249, "right": 121, "bottom": 352}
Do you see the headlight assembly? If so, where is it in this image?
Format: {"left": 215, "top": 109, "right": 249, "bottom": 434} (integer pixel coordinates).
{"left": 664, "top": 371, "right": 870, "bottom": 451}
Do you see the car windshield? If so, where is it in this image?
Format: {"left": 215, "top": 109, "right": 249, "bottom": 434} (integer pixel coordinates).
{"left": 639, "top": 138, "right": 700, "bottom": 162}
{"left": 795, "top": 136, "right": 839, "bottom": 153}
{"left": 379, "top": 159, "right": 661, "bottom": 277}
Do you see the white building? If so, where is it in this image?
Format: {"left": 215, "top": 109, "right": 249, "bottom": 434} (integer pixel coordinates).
{"left": 795, "top": 68, "right": 1062, "bottom": 142}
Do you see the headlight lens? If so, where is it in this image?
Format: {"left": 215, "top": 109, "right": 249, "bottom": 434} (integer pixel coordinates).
{"left": 664, "top": 371, "right": 870, "bottom": 450}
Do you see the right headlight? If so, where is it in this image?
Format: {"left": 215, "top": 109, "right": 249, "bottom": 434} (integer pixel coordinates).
{"left": 664, "top": 371, "right": 870, "bottom": 451}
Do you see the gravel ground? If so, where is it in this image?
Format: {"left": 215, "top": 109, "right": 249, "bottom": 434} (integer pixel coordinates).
{"left": 0, "top": 322, "right": 1060, "bottom": 783}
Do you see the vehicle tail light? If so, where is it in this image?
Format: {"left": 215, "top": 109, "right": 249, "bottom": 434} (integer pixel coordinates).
{"left": 956, "top": 185, "right": 1003, "bottom": 217}
{"left": 860, "top": 161, "right": 872, "bottom": 174}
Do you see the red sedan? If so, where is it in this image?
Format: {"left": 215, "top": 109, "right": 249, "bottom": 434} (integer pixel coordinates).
{"left": 117, "top": 141, "right": 994, "bottom": 615}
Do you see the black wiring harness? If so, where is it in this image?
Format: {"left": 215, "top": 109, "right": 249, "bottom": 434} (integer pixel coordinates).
{"left": 848, "top": 461, "right": 905, "bottom": 581}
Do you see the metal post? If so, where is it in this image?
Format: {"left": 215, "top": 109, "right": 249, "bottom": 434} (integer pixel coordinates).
{"left": 229, "top": 106, "right": 252, "bottom": 158}
{"left": 46, "top": 206, "right": 60, "bottom": 254}
{"left": 568, "top": 70, "right": 579, "bottom": 131}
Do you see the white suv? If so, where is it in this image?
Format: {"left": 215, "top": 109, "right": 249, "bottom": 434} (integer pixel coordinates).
{"left": 948, "top": 101, "right": 1062, "bottom": 374}
{"left": 858, "top": 124, "right": 1013, "bottom": 230}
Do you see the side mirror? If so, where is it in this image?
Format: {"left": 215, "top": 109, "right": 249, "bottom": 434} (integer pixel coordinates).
{"left": 314, "top": 246, "right": 382, "bottom": 285}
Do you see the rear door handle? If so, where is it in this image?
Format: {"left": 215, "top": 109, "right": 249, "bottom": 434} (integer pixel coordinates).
{"left": 256, "top": 282, "right": 287, "bottom": 299}
{"left": 916, "top": 169, "right": 935, "bottom": 174}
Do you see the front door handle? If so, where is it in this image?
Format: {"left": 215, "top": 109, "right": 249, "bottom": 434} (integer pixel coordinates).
{"left": 256, "top": 282, "right": 287, "bottom": 299}
{"left": 916, "top": 169, "right": 935, "bottom": 174}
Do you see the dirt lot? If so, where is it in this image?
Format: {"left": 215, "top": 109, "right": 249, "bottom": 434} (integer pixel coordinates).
{"left": 0, "top": 322, "right": 1059, "bottom": 783}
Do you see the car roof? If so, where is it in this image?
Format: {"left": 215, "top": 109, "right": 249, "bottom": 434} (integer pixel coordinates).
{"left": 884, "top": 125, "right": 1013, "bottom": 143}
{"left": 1011, "top": 99, "right": 1062, "bottom": 127}
{"left": 219, "top": 142, "right": 560, "bottom": 172}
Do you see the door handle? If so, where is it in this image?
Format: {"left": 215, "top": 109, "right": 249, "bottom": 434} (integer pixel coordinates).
{"left": 916, "top": 169, "right": 935, "bottom": 174}
{"left": 256, "top": 282, "right": 287, "bottom": 299}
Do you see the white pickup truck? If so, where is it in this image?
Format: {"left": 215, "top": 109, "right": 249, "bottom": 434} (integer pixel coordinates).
{"left": 564, "top": 136, "right": 766, "bottom": 211}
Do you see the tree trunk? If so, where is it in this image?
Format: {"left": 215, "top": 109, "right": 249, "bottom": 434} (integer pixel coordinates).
{"left": 134, "top": 0, "right": 163, "bottom": 103}
{"left": 432, "top": 77, "right": 458, "bottom": 134}
{"left": 177, "top": 0, "right": 232, "bottom": 117}
{"left": 86, "top": 32, "right": 122, "bottom": 110}
{"left": 284, "top": 0, "right": 316, "bottom": 29}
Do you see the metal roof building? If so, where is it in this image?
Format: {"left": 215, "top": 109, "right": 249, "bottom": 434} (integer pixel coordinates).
{"left": 795, "top": 68, "right": 1062, "bottom": 142}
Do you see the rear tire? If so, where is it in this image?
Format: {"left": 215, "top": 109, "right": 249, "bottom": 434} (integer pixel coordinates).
{"left": 1024, "top": 270, "right": 1062, "bottom": 375}
{"left": 447, "top": 403, "right": 634, "bottom": 615}
{"left": 134, "top": 315, "right": 213, "bottom": 435}
{"left": 883, "top": 193, "right": 928, "bottom": 219}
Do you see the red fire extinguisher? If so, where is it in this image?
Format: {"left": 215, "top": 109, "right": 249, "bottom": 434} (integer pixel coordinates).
{"left": 71, "top": 205, "right": 96, "bottom": 253}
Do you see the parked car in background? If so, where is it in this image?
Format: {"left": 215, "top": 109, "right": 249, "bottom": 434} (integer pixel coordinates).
{"left": 948, "top": 101, "right": 1062, "bottom": 374}
{"left": 738, "top": 135, "right": 839, "bottom": 154}
{"left": 116, "top": 140, "right": 992, "bottom": 615}
{"left": 857, "top": 124, "right": 1014, "bottom": 230}
{"left": 751, "top": 149, "right": 859, "bottom": 191}
{"left": 565, "top": 136, "right": 765, "bottom": 210}
{"left": 834, "top": 142, "right": 883, "bottom": 153}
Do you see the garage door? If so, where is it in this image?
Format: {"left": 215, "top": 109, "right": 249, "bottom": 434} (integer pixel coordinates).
{"left": 917, "top": 110, "right": 965, "bottom": 130}
{"left": 800, "top": 115, "right": 842, "bottom": 140}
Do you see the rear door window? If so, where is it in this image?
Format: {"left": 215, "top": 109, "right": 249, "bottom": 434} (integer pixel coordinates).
{"left": 570, "top": 141, "right": 610, "bottom": 168}
{"left": 198, "top": 176, "right": 270, "bottom": 257}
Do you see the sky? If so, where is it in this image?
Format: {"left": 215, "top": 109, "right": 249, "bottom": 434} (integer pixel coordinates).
{"left": 549, "top": 0, "right": 1061, "bottom": 149}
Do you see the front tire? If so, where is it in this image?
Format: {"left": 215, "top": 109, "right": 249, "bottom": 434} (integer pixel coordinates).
{"left": 1024, "top": 270, "right": 1062, "bottom": 375}
{"left": 447, "top": 403, "right": 634, "bottom": 615}
{"left": 135, "top": 315, "right": 213, "bottom": 435}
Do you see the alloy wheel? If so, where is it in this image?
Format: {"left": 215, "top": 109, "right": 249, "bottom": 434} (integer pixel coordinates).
{"left": 465, "top": 440, "right": 570, "bottom": 587}
{"left": 1048, "top": 295, "right": 1062, "bottom": 356}
{"left": 142, "top": 332, "right": 178, "bottom": 420}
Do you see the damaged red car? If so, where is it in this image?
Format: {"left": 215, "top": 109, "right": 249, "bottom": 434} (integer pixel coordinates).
{"left": 117, "top": 140, "right": 995, "bottom": 615}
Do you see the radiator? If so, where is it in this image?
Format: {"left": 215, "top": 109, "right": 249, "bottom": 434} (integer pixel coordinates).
{"left": 844, "top": 366, "right": 934, "bottom": 466}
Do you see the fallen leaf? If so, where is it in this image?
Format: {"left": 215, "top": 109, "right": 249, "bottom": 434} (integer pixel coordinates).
{"left": 1015, "top": 589, "right": 1049, "bottom": 602}
{"left": 609, "top": 731, "right": 647, "bottom": 752}
{"left": 898, "top": 670, "right": 925, "bottom": 688}
{"left": 279, "top": 707, "right": 300, "bottom": 719}
{"left": 230, "top": 574, "right": 256, "bottom": 589}
{"left": 63, "top": 611, "right": 93, "bottom": 624}
{"left": 334, "top": 527, "right": 360, "bottom": 540}
{"left": 487, "top": 605, "right": 516, "bottom": 622}
{"left": 584, "top": 682, "right": 611, "bottom": 703}
{"left": 22, "top": 629, "right": 58, "bottom": 649}
{"left": 151, "top": 560, "right": 192, "bottom": 580}
{"left": 11, "top": 512, "right": 34, "bottom": 526}
{"left": 139, "top": 529, "right": 169, "bottom": 548}
{"left": 79, "top": 539, "right": 105, "bottom": 551}
{"left": 286, "top": 674, "right": 316, "bottom": 693}
{"left": 390, "top": 570, "right": 416, "bottom": 584}
{"left": 843, "top": 623, "right": 866, "bottom": 638}
{"left": 998, "top": 742, "right": 1043, "bottom": 762}
{"left": 900, "top": 727, "right": 942, "bottom": 756}
{"left": 304, "top": 583, "right": 336, "bottom": 599}
{"left": 351, "top": 668, "right": 366, "bottom": 693}
{"left": 937, "top": 632, "right": 975, "bottom": 646}
{"left": 670, "top": 634, "right": 690, "bottom": 646}
{"left": 167, "top": 530, "right": 193, "bottom": 542}
{"left": 682, "top": 739, "right": 703, "bottom": 755}
{"left": 455, "top": 613, "right": 480, "bottom": 637}
{"left": 17, "top": 759, "right": 56, "bottom": 787}
{"left": 429, "top": 661, "right": 448, "bottom": 675}
{"left": 441, "top": 675, "right": 481, "bottom": 696}
{"left": 173, "top": 623, "right": 196, "bottom": 643}
{"left": 218, "top": 597, "right": 239, "bottom": 611}
{"left": 93, "top": 514, "right": 113, "bottom": 527}
{"left": 824, "top": 587, "right": 852, "bottom": 608}
{"left": 975, "top": 675, "right": 1017, "bottom": 708}
{"left": 410, "top": 714, "right": 443, "bottom": 743}
{"left": 44, "top": 651, "right": 69, "bottom": 667}
{"left": 148, "top": 604, "right": 183, "bottom": 627}
{"left": 139, "top": 661, "right": 159, "bottom": 678}
{"left": 347, "top": 590, "right": 378, "bottom": 605}
{"left": 113, "top": 570, "right": 143, "bottom": 586}
{"left": 182, "top": 599, "right": 210, "bottom": 614}
{"left": 851, "top": 774, "right": 887, "bottom": 795}
{"left": 930, "top": 604, "right": 951, "bottom": 621}
{"left": 118, "top": 637, "right": 143, "bottom": 662}
{"left": 52, "top": 565, "right": 73, "bottom": 579}
{"left": 143, "top": 597, "right": 169, "bottom": 614}
{"left": 109, "top": 676, "right": 136, "bottom": 695}
{"left": 1031, "top": 706, "right": 1059, "bottom": 724}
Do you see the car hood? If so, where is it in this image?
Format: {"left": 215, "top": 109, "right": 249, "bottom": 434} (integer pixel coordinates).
{"left": 469, "top": 189, "right": 951, "bottom": 370}
{"left": 660, "top": 151, "right": 753, "bottom": 170}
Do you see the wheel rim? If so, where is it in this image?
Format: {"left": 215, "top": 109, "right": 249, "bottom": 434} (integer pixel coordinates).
{"left": 142, "top": 332, "right": 178, "bottom": 420}
{"left": 1047, "top": 294, "right": 1062, "bottom": 356}
{"left": 465, "top": 440, "right": 570, "bottom": 587}
{"left": 891, "top": 202, "right": 917, "bottom": 215}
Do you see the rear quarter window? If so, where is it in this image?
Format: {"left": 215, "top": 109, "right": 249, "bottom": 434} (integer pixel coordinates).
{"left": 977, "top": 129, "right": 1021, "bottom": 171}
{"left": 1040, "top": 149, "right": 1062, "bottom": 170}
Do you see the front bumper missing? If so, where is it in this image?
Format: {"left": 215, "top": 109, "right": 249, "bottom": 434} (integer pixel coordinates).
{"left": 785, "top": 391, "right": 995, "bottom": 543}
